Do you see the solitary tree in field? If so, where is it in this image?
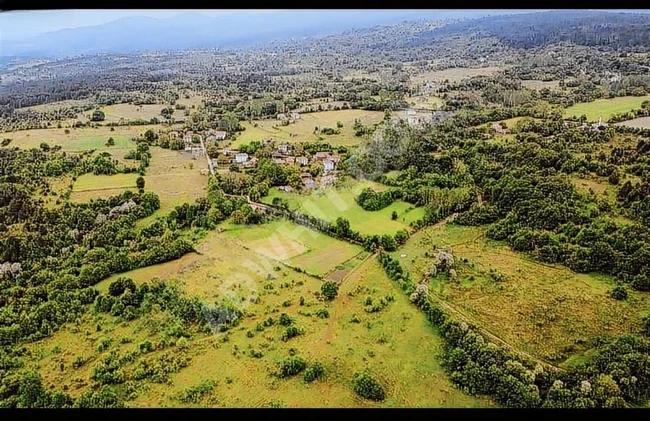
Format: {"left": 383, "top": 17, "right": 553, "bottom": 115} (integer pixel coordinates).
{"left": 91, "top": 110, "right": 105, "bottom": 122}
{"left": 106, "top": 137, "right": 115, "bottom": 147}
{"left": 321, "top": 281, "right": 339, "bottom": 301}
{"left": 136, "top": 177, "right": 145, "bottom": 190}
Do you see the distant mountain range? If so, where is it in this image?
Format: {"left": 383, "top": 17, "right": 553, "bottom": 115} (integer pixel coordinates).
{"left": 0, "top": 10, "right": 537, "bottom": 59}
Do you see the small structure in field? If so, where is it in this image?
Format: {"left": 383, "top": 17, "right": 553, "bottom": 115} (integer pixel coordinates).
{"left": 200, "top": 168, "right": 210, "bottom": 176}
{"left": 278, "top": 186, "right": 293, "bottom": 193}
{"left": 491, "top": 122, "right": 509, "bottom": 134}
{"left": 323, "top": 159, "right": 335, "bottom": 172}
{"left": 213, "top": 130, "right": 227, "bottom": 140}
{"left": 235, "top": 152, "right": 249, "bottom": 164}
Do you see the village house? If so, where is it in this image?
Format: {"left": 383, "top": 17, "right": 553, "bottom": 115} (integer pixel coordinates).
{"left": 213, "top": 130, "right": 227, "bottom": 140}
{"left": 277, "top": 143, "right": 291, "bottom": 154}
{"left": 323, "top": 159, "right": 335, "bottom": 172}
{"left": 491, "top": 123, "right": 509, "bottom": 134}
{"left": 276, "top": 113, "right": 287, "bottom": 121}
{"left": 296, "top": 156, "right": 309, "bottom": 166}
{"left": 235, "top": 152, "right": 249, "bottom": 164}
{"left": 290, "top": 112, "right": 301, "bottom": 121}
{"left": 244, "top": 157, "right": 258, "bottom": 168}
{"left": 211, "top": 158, "right": 219, "bottom": 168}
{"left": 313, "top": 151, "right": 340, "bottom": 163}
{"left": 278, "top": 186, "right": 293, "bottom": 193}
{"left": 284, "top": 156, "right": 296, "bottom": 165}
{"left": 169, "top": 131, "right": 179, "bottom": 138}
{"left": 303, "top": 178, "right": 317, "bottom": 190}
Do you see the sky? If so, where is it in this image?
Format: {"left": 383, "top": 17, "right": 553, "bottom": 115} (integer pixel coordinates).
{"left": 1, "top": 9, "right": 649, "bottom": 43}
{"left": 0, "top": 10, "right": 264, "bottom": 41}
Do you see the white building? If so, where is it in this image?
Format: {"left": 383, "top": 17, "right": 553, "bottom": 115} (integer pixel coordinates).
{"left": 235, "top": 152, "right": 249, "bottom": 164}
{"left": 214, "top": 131, "right": 227, "bottom": 140}
{"left": 323, "top": 159, "right": 335, "bottom": 172}
{"left": 296, "top": 156, "right": 309, "bottom": 166}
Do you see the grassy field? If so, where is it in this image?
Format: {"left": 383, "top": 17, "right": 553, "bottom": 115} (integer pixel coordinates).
{"left": 97, "top": 104, "right": 166, "bottom": 124}
{"left": 410, "top": 67, "right": 505, "bottom": 84}
{"left": 223, "top": 220, "right": 365, "bottom": 278}
{"left": 405, "top": 95, "right": 444, "bottom": 110}
{"left": 231, "top": 110, "right": 384, "bottom": 149}
{"left": 392, "top": 222, "right": 650, "bottom": 364}
{"left": 520, "top": 80, "right": 561, "bottom": 90}
{"left": 30, "top": 224, "right": 489, "bottom": 407}
{"left": 0, "top": 125, "right": 170, "bottom": 151}
{"left": 614, "top": 116, "right": 650, "bottom": 129}
{"left": 563, "top": 95, "right": 650, "bottom": 122}
{"left": 70, "top": 173, "right": 138, "bottom": 203}
{"left": 260, "top": 179, "right": 425, "bottom": 237}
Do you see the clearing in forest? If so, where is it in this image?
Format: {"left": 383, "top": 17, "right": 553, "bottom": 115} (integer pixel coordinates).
{"left": 232, "top": 110, "right": 384, "bottom": 148}
{"left": 393, "top": 222, "right": 650, "bottom": 366}
{"left": 410, "top": 66, "right": 505, "bottom": 84}
{"left": 70, "top": 173, "right": 139, "bottom": 203}
{"left": 563, "top": 95, "right": 650, "bottom": 122}
{"left": 260, "top": 179, "right": 425, "bottom": 237}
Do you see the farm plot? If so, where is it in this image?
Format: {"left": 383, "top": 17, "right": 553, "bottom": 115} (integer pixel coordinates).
{"left": 231, "top": 110, "right": 384, "bottom": 148}
{"left": 393, "top": 222, "right": 650, "bottom": 365}
{"left": 260, "top": 179, "right": 424, "bottom": 237}
{"left": 563, "top": 95, "right": 650, "bottom": 122}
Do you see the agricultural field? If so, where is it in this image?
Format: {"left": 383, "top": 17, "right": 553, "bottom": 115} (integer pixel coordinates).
{"left": 614, "top": 116, "right": 650, "bottom": 129}
{"left": 231, "top": 110, "right": 384, "bottom": 148}
{"left": 97, "top": 104, "right": 167, "bottom": 124}
{"left": 405, "top": 95, "right": 444, "bottom": 110}
{"left": 563, "top": 95, "right": 650, "bottom": 122}
{"left": 70, "top": 173, "right": 139, "bottom": 203}
{"left": 32, "top": 226, "right": 488, "bottom": 407}
{"left": 136, "top": 147, "right": 209, "bottom": 226}
{"left": 0, "top": 125, "right": 168, "bottom": 151}
{"left": 410, "top": 66, "right": 505, "bottom": 84}
{"left": 223, "top": 220, "right": 366, "bottom": 279}
{"left": 393, "top": 222, "right": 650, "bottom": 365}
{"left": 260, "top": 179, "right": 425, "bottom": 237}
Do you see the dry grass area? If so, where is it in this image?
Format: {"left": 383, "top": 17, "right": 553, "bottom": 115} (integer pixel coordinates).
{"left": 405, "top": 95, "right": 444, "bottom": 110}
{"left": 394, "top": 223, "right": 650, "bottom": 364}
{"left": 98, "top": 104, "right": 165, "bottom": 124}
{"left": 232, "top": 110, "right": 384, "bottom": 148}
{"left": 570, "top": 176, "right": 616, "bottom": 198}
{"left": 410, "top": 66, "right": 506, "bottom": 84}
{"left": 17, "top": 98, "right": 94, "bottom": 113}
{"left": 520, "top": 80, "right": 561, "bottom": 90}
{"left": 0, "top": 125, "right": 168, "bottom": 151}
{"left": 144, "top": 147, "right": 208, "bottom": 215}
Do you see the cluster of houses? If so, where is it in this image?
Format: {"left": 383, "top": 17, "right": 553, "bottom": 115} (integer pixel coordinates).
{"left": 394, "top": 109, "right": 436, "bottom": 128}
{"left": 277, "top": 112, "right": 301, "bottom": 124}
{"left": 563, "top": 116, "right": 610, "bottom": 131}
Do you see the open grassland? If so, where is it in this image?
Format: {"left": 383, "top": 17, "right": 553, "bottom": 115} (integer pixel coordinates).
{"left": 570, "top": 175, "right": 616, "bottom": 198}
{"left": 17, "top": 98, "right": 94, "bottom": 113}
{"left": 133, "top": 147, "right": 209, "bottom": 228}
{"left": 410, "top": 66, "right": 505, "bottom": 84}
{"left": 0, "top": 125, "right": 167, "bottom": 151}
{"left": 97, "top": 104, "right": 166, "bottom": 124}
{"left": 70, "top": 173, "right": 138, "bottom": 203}
{"left": 614, "top": 116, "right": 650, "bottom": 129}
{"left": 520, "top": 80, "right": 561, "bottom": 90}
{"left": 393, "top": 222, "right": 650, "bottom": 365}
{"left": 231, "top": 110, "right": 384, "bottom": 148}
{"left": 260, "top": 179, "right": 425, "bottom": 237}
{"left": 222, "top": 220, "right": 366, "bottom": 278}
{"left": 31, "top": 230, "right": 488, "bottom": 407}
{"left": 406, "top": 95, "right": 444, "bottom": 110}
{"left": 563, "top": 95, "right": 650, "bottom": 122}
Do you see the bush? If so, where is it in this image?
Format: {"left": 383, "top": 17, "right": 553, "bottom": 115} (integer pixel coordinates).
{"left": 281, "top": 326, "right": 302, "bottom": 342}
{"left": 303, "top": 362, "right": 325, "bottom": 382}
{"left": 276, "top": 356, "right": 307, "bottom": 378}
{"left": 321, "top": 281, "right": 339, "bottom": 301}
{"left": 315, "top": 308, "right": 329, "bottom": 319}
{"left": 278, "top": 313, "right": 293, "bottom": 326}
{"left": 352, "top": 372, "right": 386, "bottom": 401}
{"left": 610, "top": 285, "right": 628, "bottom": 301}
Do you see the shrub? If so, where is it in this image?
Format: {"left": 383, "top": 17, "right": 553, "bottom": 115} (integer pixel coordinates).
{"left": 610, "top": 285, "right": 628, "bottom": 301}
{"left": 315, "top": 308, "right": 329, "bottom": 319}
{"left": 276, "top": 356, "right": 307, "bottom": 378}
{"left": 321, "top": 281, "right": 339, "bottom": 301}
{"left": 281, "top": 326, "right": 302, "bottom": 342}
{"left": 352, "top": 372, "right": 386, "bottom": 401}
{"left": 303, "top": 362, "right": 325, "bottom": 382}
{"left": 278, "top": 313, "right": 293, "bottom": 326}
